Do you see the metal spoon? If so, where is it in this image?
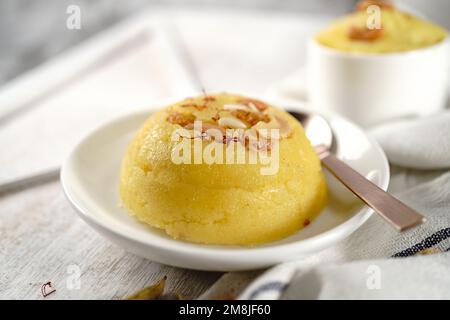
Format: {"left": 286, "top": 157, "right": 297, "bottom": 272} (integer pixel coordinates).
{"left": 288, "top": 110, "right": 425, "bottom": 231}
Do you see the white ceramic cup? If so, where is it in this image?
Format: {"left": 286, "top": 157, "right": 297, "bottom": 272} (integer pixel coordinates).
{"left": 306, "top": 38, "right": 449, "bottom": 127}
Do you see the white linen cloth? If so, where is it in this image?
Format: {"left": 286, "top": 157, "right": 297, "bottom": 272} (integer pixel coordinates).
{"left": 239, "top": 170, "right": 450, "bottom": 299}
{"left": 201, "top": 86, "right": 450, "bottom": 301}
{"left": 370, "top": 113, "right": 450, "bottom": 169}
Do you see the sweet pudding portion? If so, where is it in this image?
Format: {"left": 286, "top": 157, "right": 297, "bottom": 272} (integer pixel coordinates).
{"left": 119, "top": 93, "right": 327, "bottom": 246}
{"left": 316, "top": 1, "right": 447, "bottom": 53}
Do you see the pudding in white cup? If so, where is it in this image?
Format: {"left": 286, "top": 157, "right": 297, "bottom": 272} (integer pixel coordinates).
{"left": 307, "top": 1, "right": 449, "bottom": 127}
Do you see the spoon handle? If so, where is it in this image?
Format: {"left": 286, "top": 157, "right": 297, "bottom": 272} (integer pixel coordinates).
{"left": 316, "top": 147, "right": 425, "bottom": 231}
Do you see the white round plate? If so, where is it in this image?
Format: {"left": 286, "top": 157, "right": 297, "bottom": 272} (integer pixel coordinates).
{"left": 61, "top": 100, "right": 389, "bottom": 271}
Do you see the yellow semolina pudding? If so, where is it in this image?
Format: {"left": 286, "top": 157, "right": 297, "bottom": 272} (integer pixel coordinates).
{"left": 119, "top": 93, "right": 327, "bottom": 246}
{"left": 316, "top": 0, "right": 447, "bottom": 54}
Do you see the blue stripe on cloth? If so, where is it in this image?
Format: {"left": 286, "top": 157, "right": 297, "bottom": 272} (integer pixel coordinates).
{"left": 392, "top": 227, "right": 450, "bottom": 257}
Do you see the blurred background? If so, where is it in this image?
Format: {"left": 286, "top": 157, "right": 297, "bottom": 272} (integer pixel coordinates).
{"left": 1, "top": 0, "right": 449, "bottom": 85}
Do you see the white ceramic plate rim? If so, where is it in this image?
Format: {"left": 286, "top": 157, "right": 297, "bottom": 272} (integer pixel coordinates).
{"left": 61, "top": 102, "right": 389, "bottom": 263}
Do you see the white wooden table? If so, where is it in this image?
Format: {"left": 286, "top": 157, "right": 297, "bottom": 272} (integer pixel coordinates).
{"left": 0, "top": 8, "right": 331, "bottom": 299}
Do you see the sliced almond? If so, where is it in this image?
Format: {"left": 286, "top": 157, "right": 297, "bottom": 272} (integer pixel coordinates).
{"left": 223, "top": 103, "right": 251, "bottom": 111}
{"left": 218, "top": 116, "right": 248, "bottom": 129}
{"left": 238, "top": 98, "right": 268, "bottom": 111}
{"left": 247, "top": 102, "right": 261, "bottom": 113}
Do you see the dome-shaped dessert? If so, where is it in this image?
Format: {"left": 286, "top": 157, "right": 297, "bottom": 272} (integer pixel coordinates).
{"left": 119, "top": 93, "right": 327, "bottom": 245}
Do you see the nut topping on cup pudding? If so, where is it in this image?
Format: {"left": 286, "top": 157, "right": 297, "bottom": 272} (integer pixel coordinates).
{"left": 307, "top": 0, "right": 449, "bottom": 127}
{"left": 316, "top": 0, "right": 447, "bottom": 53}
{"left": 119, "top": 93, "right": 327, "bottom": 246}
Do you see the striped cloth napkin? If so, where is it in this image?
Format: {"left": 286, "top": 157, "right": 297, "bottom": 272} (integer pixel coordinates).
{"left": 201, "top": 108, "right": 450, "bottom": 300}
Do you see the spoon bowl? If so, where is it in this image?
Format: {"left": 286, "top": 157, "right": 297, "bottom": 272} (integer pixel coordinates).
{"left": 289, "top": 110, "right": 333, "bottom": 150}
{"left": 288, "top": 109, "right": 425, "bottom": 231}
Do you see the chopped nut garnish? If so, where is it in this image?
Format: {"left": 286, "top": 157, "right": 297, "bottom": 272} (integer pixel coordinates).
{"left": 167, "top": 112, "right": 196, "bottom": 126}
{"left": 253, "top": 115, "right": 292, "bottom": 139}
{"left": 180, "top": 103, "right": 207, "bottom": 110}
{"left": 356, "top": 0, "right": 394, "bottom": 11}
{"left": 203, "top": 95, "right": 216, "bottom": 102}
{"left": 348, "top": 26, "right": 384, "bottom": 41}
{"left": 238, "top": 98, "right": 268, "bottom": 111}
{"left": 222, "top": 134, "right": 241, "bottom": 145}
{"left": 231, "top": 110, "right": 270, "bottom": 126}
{"left": 223, "top": 103, "right": 251, "bottom": 111}
{"left": 211, "top": 113, "right": 220, "bottom": 122}
{"left": 218, "top": 116, "right": 248, "bottom": 129}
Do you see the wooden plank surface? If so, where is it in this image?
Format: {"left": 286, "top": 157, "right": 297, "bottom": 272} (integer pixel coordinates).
{"left": 0, "top": 9, "right": 331, "bottom": 299}
{"left": 0, "top": 181, "right": 221, "bottom": 299}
